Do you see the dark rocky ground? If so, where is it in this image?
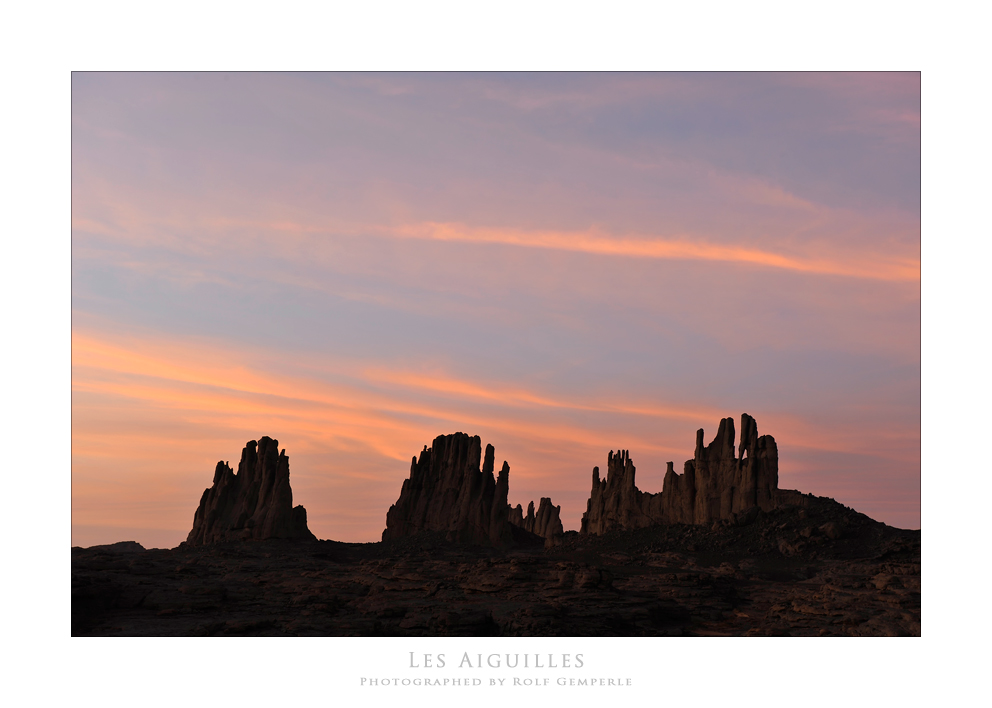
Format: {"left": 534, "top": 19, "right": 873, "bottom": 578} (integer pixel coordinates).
{"left": 72, "top": 496, "right": 919, "bottom": 636}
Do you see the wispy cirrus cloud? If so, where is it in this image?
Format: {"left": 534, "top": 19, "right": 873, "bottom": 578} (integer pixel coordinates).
{"left": 383, "top": 222, "right": 920, "bottom": 282}
{"left": 75, "top": 202, "right": 917, "bottom": 285}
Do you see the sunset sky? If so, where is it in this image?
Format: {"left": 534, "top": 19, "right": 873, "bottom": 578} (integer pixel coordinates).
{"left": 71, "top": 72, "right": 921, "bottom": 548}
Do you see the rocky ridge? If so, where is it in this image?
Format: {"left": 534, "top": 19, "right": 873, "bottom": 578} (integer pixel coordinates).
{"left": 72, "top": 495, "right": 920, "bottom": 637}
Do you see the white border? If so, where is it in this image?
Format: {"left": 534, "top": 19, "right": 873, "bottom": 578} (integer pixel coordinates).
{"left": 6, "top": 1, "right": 971, "bottom": 705}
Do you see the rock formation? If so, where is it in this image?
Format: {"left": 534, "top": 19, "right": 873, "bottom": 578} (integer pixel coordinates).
{"left": 582, "top": 414, "right": 785, "bottom": 534}
{"left": 508, "top": 498, "right": 565, "bottom": 547}
{"left": 580, "top": 449, "right": 659, "bottom": 535}
{"left": 682, "top": 413, "right": 779, "bottom": 523}
{"left": 382, "top": 433, "right": 514, "bottom": 547}
{"left": 186, "top": 437, "right": 315, "bottom": 545}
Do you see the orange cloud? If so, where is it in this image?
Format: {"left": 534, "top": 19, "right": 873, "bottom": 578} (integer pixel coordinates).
{"left": 72, "top": 193, "right": 920, "bottom": 286}
{"left": 384, "top": 222, "right": 920, "bottom": 282}
{"left": 364, "top": 368, "right": 728, "bottom": 424}
{"left": 168, "top": 215, "right": 918, "bottom": 283}
{"left": 73, "top": 326, "right": 916, "bottom": 464}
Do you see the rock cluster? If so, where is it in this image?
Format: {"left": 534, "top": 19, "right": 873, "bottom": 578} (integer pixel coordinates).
{"left": 508, "top": 498, "right": 565, "bottom": 547}
{"left": 680, "top": 413, "right": 779, "bottom": 523}
{"left": 582, "top": 414, "right": 783, "bottom": 534}
{"left": 186, "top": 437, "right": 314, "bottom": 546}
{"left": 382, "top": 433, "right": 514, "bottom": 547}
{"left": 580, "top": 449, "right": 659, "bottom": 535}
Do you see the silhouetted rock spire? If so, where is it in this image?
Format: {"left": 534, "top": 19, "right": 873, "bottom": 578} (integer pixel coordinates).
{"left": 508, "top": 497, "right": 565, "bottom": 547}
{"left": 382, "top": 433, "right": 514, "bottom": 547}
{"left": 186, "top": 437, "right": 315, "bottom": 545}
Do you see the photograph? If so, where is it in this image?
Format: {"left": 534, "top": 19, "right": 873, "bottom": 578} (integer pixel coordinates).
{"left": 71, "top": 71, "right": 921, "bottom": 638}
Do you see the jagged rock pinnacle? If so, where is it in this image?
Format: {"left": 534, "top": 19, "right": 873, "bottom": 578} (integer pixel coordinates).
{"left": 508, "top": 497, "right": 565, "bottom": 547}
{"left": 581, "top": 414, "right": 785, "bottom": 534}
{"left": 186, "top": 437, "right": 315, "bottom": 545}
{"left": 382, "top": 433, "right": 515, "bottom": 547}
